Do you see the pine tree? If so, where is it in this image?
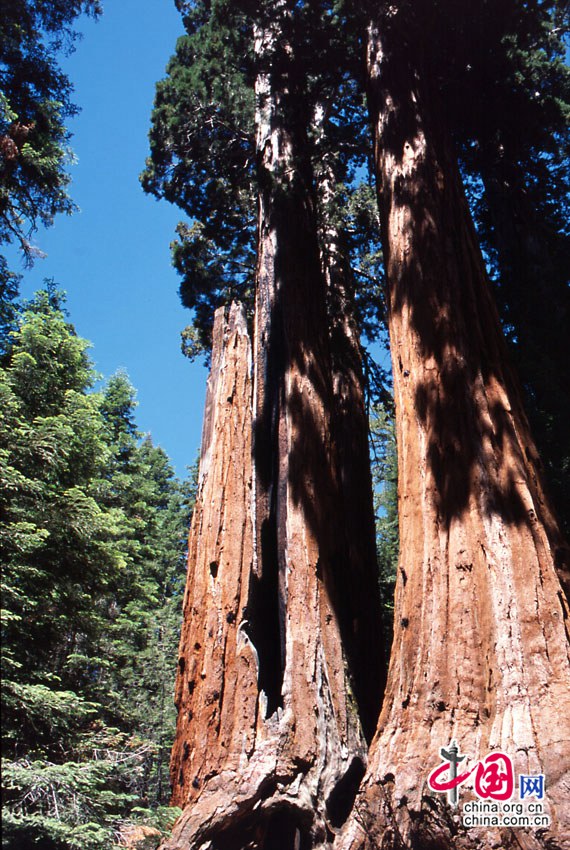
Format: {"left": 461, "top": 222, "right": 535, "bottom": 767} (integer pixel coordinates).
{"left": 1, "top": 289, "right": 133, "bottom": 849}
{"left": 97, "top": 375, "right": 194, "bottom": 808}
{"left": 0, "top": 1, "right": 101, "bottom": 263}
{"left": 1, "top": 289, "right": 190, "bottom": 849}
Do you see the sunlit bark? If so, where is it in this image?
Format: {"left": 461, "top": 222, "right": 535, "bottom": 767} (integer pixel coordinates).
{"left": 339, "top": 14, "right": 570, "bottom": 850}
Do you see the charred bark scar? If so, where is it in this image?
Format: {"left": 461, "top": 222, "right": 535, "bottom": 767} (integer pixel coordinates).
{"left": 325, "top": 757, "right": 366, "bottom": 828}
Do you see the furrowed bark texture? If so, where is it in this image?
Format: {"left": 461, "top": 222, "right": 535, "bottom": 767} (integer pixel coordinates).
{"left": 338, "top": 15, "right": 570, "bottom": 850}
{"left": 166, "top": 298, "right": 358, "bottom": 849}
{"left": 164, "top": 7, "right": 382, "bottom": 846}
{"left": 482, "top": 156, "right": 570, "bottom": 553}
{"left": 247, "top": 7, "right": 368, "bottom": 842}
{"left": 166, "top": 304, "right": 259, "bottom": 834}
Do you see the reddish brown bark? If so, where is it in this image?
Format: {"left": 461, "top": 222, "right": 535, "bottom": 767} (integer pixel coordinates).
{"left": 481, "top": 157, "right": 570, "bottom": 556}
{"left": 338, "top": 15, "right": 570, "bottom": 850}
{"left": 162, "top": 10, "right": 382, "bottom": 845}
{"left": 164, "top": 279, "right": 366, "bottom": 849}
{"left": 167, "top": 304, "right": 259, "bottom": 825}
{"left": 165, "top": 298, "right": 360, "bottom": 849}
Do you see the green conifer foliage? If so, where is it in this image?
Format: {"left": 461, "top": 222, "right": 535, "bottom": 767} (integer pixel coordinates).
{"left": 141, "top": 0, "right": 256, "bottom": 355}
{"left": 0, "top": 1, "right": 101, "bottom": 263}
{"left": 1, "top": 289, "right": 189, "bottom": 849}
{"left": 142, "top": 0, "right": 386, "bottom": 360}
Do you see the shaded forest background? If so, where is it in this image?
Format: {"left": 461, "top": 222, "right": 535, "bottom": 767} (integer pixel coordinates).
{"left": 1, "top": 0, "right": 569, "bottom": 848}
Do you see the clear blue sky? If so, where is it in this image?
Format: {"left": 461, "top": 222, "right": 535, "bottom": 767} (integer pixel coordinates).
{"left": 10, "top": 0, "right": 206, "bottom": 478}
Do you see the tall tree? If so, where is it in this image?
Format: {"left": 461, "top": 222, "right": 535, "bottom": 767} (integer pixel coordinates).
{"left": 1, "top": 290, "right": 189, "bottom": 850}
{"left": 150, "top": 3, "right": 570, "bottom": 849}
{"left": 1, "top": 290, "right": 134, "bottom": 850}
{"left": 162, "top": 3, "right": 386, "bottom": 847}
{"left": 435, "top": 0, "right": 570, "bottom": 538}
{"left": 337, "top": 4, "right": 570, "bottom": 849}
{"left": 97, "top": 373, "right": 194, "bottom": 809}
{"left": 0, "top": 0, "right": 100, "bottom": 263}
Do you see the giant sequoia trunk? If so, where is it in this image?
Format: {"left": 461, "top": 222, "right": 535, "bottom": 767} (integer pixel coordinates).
{"left": 165, "top": 295, "right": 365, "bottom": 849}
{"left": 163, "top": 7, "right": 385, "bottom": 848}
{"left": 338, "top": 14, "right": 570, "bottom": 850}
{"left": 164, "top": 304, "right": 260, "bottom": 845}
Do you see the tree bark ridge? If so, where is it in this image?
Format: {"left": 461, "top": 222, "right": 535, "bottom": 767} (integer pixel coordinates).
{"left": 337, "top": 15, "right": 570, "bottom": 850}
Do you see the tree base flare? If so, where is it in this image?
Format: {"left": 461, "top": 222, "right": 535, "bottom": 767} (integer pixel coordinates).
{"left": 338, "top": 780, "right": 565, "bottom": 850}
